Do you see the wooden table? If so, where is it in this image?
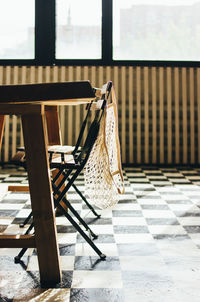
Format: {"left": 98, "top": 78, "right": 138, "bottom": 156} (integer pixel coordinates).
{"left": 0, "top": 81, "right": 95, "bottom": 286}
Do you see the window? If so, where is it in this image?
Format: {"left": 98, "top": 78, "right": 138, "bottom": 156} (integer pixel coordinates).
{"left": 56, "top": 0, "right": 102, "bottom": 59}
{"left": 113, "top": 0, "right": 200, "bottom": 61}
{"left": 0, "top": 0, "right": 200, "bottom": 66}
{"left": 0, "top": 0, "right": 35, "bottom": 59}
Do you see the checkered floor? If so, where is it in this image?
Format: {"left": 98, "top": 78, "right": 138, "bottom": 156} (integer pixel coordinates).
{"left": 1, "top": 166, "right": 200, "bottom": 301}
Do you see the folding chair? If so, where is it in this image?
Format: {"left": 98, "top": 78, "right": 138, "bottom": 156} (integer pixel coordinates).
{"left": 14, "top": 81, "right": 112, "bottom": 263}
{"left": 13, "top": 99, "right": 101, "bottom": 228}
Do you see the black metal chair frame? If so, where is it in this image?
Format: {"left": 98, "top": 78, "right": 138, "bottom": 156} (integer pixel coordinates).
{"left": 17, "top": 99, "right": 100, "bottom": 228}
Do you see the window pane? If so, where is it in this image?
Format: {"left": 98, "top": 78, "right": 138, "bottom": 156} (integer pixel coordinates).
{"left": 113, "top": 0, "right": 200, "bottom": 61}
{"left": 0, "top": 0, "right": 35, "bottom": 59}
{"left": 56, "top": 0, "right": 102, "bottom": 59}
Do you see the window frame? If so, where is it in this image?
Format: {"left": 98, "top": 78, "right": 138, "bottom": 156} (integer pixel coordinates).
{"left": 0, "top": 0, "right": 200, "bottom": 67}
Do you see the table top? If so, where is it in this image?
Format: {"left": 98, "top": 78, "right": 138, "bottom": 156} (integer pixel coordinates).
{"left": 0, "top": 81, "right": 96, "bottom": 105}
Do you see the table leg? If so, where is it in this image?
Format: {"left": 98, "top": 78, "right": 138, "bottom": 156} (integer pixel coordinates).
{"left": 21, "top": 110, "right": 61, "bottom": 286}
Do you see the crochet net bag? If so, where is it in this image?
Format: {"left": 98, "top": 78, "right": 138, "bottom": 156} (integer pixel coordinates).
{"left": 84, "top": 85, "right": 124, "bottom": 209}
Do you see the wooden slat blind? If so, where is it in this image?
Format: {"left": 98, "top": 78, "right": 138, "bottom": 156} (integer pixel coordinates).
{"left": 1, "top": 65, "right": 200, "bottom": 165}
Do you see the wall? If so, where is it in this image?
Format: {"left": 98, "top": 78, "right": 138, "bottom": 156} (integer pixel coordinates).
{"left": 0, "top": 65, "right": 200, "bottom": 165}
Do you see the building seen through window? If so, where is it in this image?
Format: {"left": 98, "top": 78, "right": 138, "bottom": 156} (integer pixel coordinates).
{"left": 56, "top": 0, "right": 102, "bottom": 59}
{"left": 113, "top": 0, "right": 200, "bottom": 61}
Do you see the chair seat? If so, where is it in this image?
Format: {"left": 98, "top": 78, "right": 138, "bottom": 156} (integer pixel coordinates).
{"left": 12, "top": 146, "right": 80, "bottom": 170}
{"left": 51, "top": 153, "right": 75, "bottom": 165}
{"left": 48, "top": 145, "right": 76, "bottom": 154}
{"left": 17, "top": 145, "right": 77, "bottom": 154}
{"left": 12, "top": 144, "right": 79, "bottom": 167}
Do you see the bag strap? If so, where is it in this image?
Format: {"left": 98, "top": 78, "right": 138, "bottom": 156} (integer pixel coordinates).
{"left": 104, "top": 85, "right": 125, "bottom": 194}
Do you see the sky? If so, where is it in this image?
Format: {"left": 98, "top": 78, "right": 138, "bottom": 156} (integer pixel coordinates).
{"left": 113, "top": 0, "right": 200, "bottom": 45}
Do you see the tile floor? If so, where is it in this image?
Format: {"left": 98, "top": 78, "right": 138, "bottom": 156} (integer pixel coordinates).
{"left": 0, "top": 166, "right": 200, "bottom": 301}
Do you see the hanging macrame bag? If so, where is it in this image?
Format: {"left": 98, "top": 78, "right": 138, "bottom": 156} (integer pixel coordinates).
{"left": 84, "top": 85, "right": 124, "bottom": 209}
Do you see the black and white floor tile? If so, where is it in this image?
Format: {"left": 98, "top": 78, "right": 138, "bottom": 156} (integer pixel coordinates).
{"left": 1, "top": 166, "right": 200, "bottom": 301}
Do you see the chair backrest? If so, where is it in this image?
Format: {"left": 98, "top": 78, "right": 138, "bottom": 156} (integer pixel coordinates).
{"left": 72, "top": 80, "right": 112, "bottom": 155}
{"left": 76, "top": 109, "right": 102, "bottom": 164}
{"left": 75, "top": 81, "right": 113, "bottom": 166}
{"left": 48, "top": 81, "right": 113, "bottom": 169}
{"left": 72, "top": 101, "right": 94, "bottom": 155}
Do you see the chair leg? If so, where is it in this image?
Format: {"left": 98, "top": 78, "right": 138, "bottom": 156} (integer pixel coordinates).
{"left": 14, "top": 223, "right": 34, "bottom": 263}
{"left": 19, "top": 182, "right": 100, "bottom": 229}
{"left": 72, "top": 183, "right": 101, "bottom": 218}
{"left": 53, "top": 170, "right": 100, "bottom": 218}
{"left": 52, "top": 184, "right": 98, "bottom": 240}
{"left": 52, "top": 168, "right": 81, "bottom": 203}
{"left": 56, "top": 202, "right": 106, "bottom": 260}
{"left": 52, "top": 168, "right": 100, "bottom": 218}
{"left": 20, "top": 212, "right": 32, "bottom": 228}
{"left": 16, "top": 167, "right": 106, "bottom": 261}
{"left": 16, "top": 190, "right": 105, "bottom": 261}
